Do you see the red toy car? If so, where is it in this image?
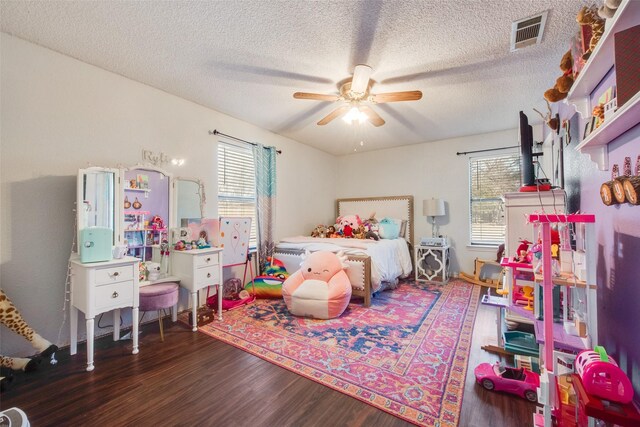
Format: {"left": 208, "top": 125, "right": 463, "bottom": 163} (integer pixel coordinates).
{"left": 474, "top": 362, "right": 540, "bottom": 402}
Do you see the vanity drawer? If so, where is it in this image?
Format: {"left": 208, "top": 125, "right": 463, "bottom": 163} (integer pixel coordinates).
{"left": 195, "top": 266, "right": 220, "bottom": 286}
{"left": 94, "top": 281, "right": 134, "bottom": 311}
{"left": 95, "top": 265, "right": 134, "bottom": 285}
{"left": 195, "top": 253, "right": 219, "bottom": 269}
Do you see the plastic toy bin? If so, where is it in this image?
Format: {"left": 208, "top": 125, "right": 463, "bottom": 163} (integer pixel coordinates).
{"left": 503, "top": 331, "right": 539, "bottom": 357}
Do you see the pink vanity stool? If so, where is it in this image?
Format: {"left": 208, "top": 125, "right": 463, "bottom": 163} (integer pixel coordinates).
{"left": 139, "top": 282, "right": 179, "bottom": 341}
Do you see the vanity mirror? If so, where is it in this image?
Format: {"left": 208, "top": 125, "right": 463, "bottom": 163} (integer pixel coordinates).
{"left": 174, "top": 177, "right": 206, "bottom": 226}
{"left": 77, "top": 167, "right": 119, "bottom": 261}
{"left": 122, "top": 165, "right": 173, "bottom": 262}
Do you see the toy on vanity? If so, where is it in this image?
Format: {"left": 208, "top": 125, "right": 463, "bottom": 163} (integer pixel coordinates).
{"left": 197, "top": 230, "right": 211, "bottom": 248}
{"left": 145, "top": 262, "right": 162, "bottom": 281}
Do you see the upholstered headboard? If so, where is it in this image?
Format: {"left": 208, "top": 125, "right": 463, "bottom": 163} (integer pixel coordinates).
{"left": 336, "top": 195, "right": 414, "bottom": 245}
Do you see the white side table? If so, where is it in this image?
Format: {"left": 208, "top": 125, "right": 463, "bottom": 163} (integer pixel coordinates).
{"left": 415, "top": 244, "right": 450, "bottom": 283}
{"left": 170, "top": 247, "right": 223, "bottom": 331}
{"left": 69, "top": 255, "right": 140, "bottom": 371}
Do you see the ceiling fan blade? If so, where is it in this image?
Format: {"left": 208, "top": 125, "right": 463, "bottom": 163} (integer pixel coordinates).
{"left": 351, "top": 64, "right": 373, "bottom": 94}
{"left": 371, "top": 90, "right": 423, "bottom": 103}
{"left": 359, "top": 106, "right": 385, "bottom": 127}
{"left": 293, "top": 92, "right": 340, "bottom": 102}
{"left": 317, "top": 105, "right": 350, "bottom": 125}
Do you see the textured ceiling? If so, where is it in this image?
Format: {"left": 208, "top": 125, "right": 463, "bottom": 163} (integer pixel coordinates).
{"left": 1, "top": 0, "right": 590, "bottom": 155}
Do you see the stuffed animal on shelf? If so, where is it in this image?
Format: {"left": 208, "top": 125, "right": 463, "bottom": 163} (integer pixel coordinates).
{"left": 598, "top": 0, "right": 622, "bottom": 20}
{"left": 576, "top": 5, "right": 605, "bottom": 60}
{"left": 0, "top": 290, "right": 58, "bottom": 391}
{"left": 533, "top": 99, "right": 559, "bottom": 132}
{"left": 544, "top": 50, "right": 574, "bottom": 103}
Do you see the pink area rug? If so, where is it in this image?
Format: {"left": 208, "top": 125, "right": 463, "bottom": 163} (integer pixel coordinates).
{"left": 196, "top": 279, "right": 480, "bottom": 426}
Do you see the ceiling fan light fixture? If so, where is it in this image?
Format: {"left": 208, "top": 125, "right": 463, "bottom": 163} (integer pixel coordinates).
{"left": 342, "top": 106, "right": 368, "bottom": 124}
{"left": 351, "top": 64, "right": 372, "bottom": 95}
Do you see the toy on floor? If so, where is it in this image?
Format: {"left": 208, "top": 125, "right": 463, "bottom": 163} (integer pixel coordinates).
{"left": 460, "top": 258, "right": 503, "bottom": 288}
{"left": 282, "top": 250, "right": 352, "bottom": 319}
{"left": 246, "top": 257, "right": 289, "bottom": 299}
{"left": 208, "top": 278, "right": 255, "bottom": 311}
{"left": 0, "top": 290, "right": 58, "bottom": 375}
{"left": 474, "top": 361, "right": 540, "bottom": 402}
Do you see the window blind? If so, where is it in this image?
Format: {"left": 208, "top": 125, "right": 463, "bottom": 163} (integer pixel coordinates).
{"left": 218, "top": 141, "right": 257, "bottom": 246}
{"left": 469, "top": 153, "right": 521, "bottom": 245}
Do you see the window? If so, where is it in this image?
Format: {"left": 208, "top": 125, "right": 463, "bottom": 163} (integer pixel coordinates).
{"left": 469, "top": 153, "right": 521, "bottom": 246}
{"left": 217, "top": 140, "right": 257, "bottom": 247}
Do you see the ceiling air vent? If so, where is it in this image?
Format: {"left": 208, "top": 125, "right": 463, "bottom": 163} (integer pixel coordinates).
{"left": 510, "top": 10, "right": 548, "bottom": 52}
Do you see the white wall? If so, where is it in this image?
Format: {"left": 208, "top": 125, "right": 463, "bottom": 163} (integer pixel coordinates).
{"left": 0, "top": 33, "right": 337, "bottom": 356}
{"left": 337, "top": 128, "right": 530, "bottom": 275}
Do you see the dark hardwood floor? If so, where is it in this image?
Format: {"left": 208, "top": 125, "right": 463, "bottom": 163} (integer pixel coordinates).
{"left": 1, "top": 286, "right": 535, "bottom": 426}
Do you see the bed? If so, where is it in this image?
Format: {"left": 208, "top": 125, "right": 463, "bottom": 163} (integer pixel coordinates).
{"left": 274, "top": 195, "right": 414, "bottom": 306}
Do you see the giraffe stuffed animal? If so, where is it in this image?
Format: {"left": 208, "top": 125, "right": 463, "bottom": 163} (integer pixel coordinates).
{"left": 0, "top": 290, "right": 58, "bottom": 373}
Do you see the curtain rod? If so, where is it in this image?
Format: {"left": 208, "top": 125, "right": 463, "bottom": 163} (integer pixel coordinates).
{"left": 209, "top": 129, "right": 282, "bottom": 154}
{"left": 456, "top": 145, "right": 519, "bottom": 156}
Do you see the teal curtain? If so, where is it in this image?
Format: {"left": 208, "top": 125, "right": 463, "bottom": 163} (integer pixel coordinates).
{"left": 253, "top": 144, "right": 277, "bottom": 271}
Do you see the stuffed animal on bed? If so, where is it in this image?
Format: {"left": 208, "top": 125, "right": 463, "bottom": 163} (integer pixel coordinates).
{"left": 336, "top": 214, "right": 362, "bottom": 238}
{"left": 282, "top": 251, "right": 352, "bottom": 319}
{"left": 363, "top": 212, "right": 380, "bottom": 240}
{"left": 310, "top": 224, "right": 327, "bottom": 238}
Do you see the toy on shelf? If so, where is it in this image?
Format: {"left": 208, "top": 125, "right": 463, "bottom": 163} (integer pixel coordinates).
{"left": 516, "top": 239, "right": 532, "bottom": 263}
{"left": 501, "top": 257, "right": 536, "bottom": 309}
{"left": 522, "top": 286, "right": 534, "bottom": 311}
{"left": 571, "top": 372, "right": 640, "bottom": 427}
{"left": 495, "top": 268, "right": 509, "bottom": 296}
{"left": 474, "top": 361, "right": 540, "bottom": 402}
{"left": 503, "top": 330, "right": 540, "bottom": 357}
{"left": 575, "top": 346, "right": 634, "bottom": 404}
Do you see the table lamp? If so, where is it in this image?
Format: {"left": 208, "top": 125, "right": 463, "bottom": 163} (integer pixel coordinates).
{"left": 423, "top": 198, "right": 446, "bottom": 237}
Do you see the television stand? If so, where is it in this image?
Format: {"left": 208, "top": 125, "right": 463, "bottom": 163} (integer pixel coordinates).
{"left": 520, "top": 180, "right": 551, "bottom": 192}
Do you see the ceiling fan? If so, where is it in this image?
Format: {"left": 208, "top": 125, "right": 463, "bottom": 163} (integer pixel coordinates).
{"left": 293, "top": 65, "right": 422, "bottom": 127}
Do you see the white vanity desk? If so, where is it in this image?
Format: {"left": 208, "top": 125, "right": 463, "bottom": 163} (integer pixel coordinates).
{"left": 69, "top": 247, "right": 223, "bottom": 371}
{"left": 72, "top": 166, "right": 222, "bottom": 371}
{"left": 170, "top": 247, "right": 223, "bottom": 331}
{"left": 69, "top": 254, "right": 140, "bottom": 371}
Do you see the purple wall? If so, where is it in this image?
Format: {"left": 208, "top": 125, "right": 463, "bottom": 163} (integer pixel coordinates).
{"left": 124, "top": 169, "right": 169, "bottom": 224}
{"left": 553, "top": 89, "right": 640, "bottom": 404}
{"left": 580, "top": 127, "right": 640, "bottom": 405}
{"left": 124, "top": 169, "right": 170, "bottom": 258}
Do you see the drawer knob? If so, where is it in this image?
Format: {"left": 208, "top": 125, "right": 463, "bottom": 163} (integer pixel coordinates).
{"left": 207, "top": 273, "right": 211, "bottom": 278}
{"left": 205, "top": 257, "right": 211, "bottom": 262}
{"left": 113, "top": 272, "right": 120, "bottom": 277}
{"left": 112, "top": 291, "right": 119, "bottom": 298}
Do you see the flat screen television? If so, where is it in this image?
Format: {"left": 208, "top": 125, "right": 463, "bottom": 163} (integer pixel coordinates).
{"left": 519, "top": 111, "right": 535, "bottom": 188}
